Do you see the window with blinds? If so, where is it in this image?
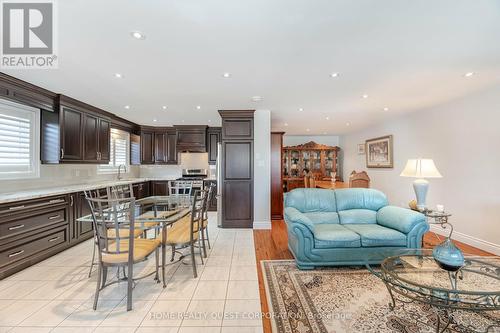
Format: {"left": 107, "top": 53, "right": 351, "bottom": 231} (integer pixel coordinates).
{"left": 0, "top": 99, "right": 40, "bottom": 179}
{"left": 99, "top": 128, "right": 129, "bottom": 172}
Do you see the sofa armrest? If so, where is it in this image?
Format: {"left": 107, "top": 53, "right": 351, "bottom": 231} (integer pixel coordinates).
{"left": 284, "top": 207, "right": 314, "bottom": 232}
{"left": 376, "top": 206, "right": 426, "bottom": 234}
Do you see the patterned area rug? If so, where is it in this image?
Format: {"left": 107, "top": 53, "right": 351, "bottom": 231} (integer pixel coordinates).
{"left": 261, "top": 260, "right": 499, "bottom": 333}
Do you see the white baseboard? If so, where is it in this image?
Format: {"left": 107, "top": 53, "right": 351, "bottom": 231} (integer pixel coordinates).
{"left": 253, "top": 220, "right": 271, "bottom": 229}
{"left": 429, "top": 225, "right": 500, "bottom": 255}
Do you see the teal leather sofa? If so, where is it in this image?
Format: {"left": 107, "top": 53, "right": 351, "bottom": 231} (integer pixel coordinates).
{"left": 284, "top": 188, "right": 428, "bottom": 269}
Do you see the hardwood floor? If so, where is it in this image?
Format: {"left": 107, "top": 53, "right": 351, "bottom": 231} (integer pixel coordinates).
{"left": 253, "top": 219, "right": 494, "bottom": 333}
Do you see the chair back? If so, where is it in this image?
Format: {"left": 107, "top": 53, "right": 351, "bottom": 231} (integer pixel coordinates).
{"left": 349, "top": 171, "right": 371, "bottom": 188}
{"left": 84, "top": 192, "right": 136, "bottom": 263}
{"left": 189, "top": 189, "right": 207, "bottom": 242}
{"left": 109, "top": 183, "right": 134, "bottom": 199}
{"left": 169, "top": 180, "right": 193, "bottom": 196}
{"left": 304, "top": 175, "right": 310, "bottom": 188}
{"left": 202, "top": 183, "right": 215, "bottom": 220}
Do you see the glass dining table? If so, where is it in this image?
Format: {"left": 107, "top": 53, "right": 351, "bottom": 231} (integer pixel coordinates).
{"left": 77, "top": 195, "right": 192, "bottom": 287}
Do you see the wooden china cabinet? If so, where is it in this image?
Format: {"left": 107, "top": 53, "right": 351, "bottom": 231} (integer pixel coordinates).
{"left": 282, "top": 141, "right": 340, "bottom": 192}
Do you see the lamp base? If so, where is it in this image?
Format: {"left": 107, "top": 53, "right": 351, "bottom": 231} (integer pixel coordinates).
{"left": 413, "top": 178, "right": 429, "bottom": 211}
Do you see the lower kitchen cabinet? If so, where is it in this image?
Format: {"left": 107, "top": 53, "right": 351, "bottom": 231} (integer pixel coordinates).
{"left": 133, "top": 181, "right": 150, "bottom": 199}
{"left": 71, "top": 192, "right": 94, "bottom": 242}
{"left": 151, "top": 181, "right": 169, "bottom": 196}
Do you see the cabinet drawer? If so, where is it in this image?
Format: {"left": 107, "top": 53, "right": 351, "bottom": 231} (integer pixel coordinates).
{"left": 0, "top": 196, "right": 67, "bottom": 215}
{"left": 0, "top": 229, "right": 67, "bottom": 268}
{"left": 0, "top": 208, "right": 66, "bottom": 240}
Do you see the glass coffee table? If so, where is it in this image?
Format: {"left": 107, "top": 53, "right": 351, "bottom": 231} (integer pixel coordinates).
{"left": 367, "top": 249, "right": 500, "bottom": 332}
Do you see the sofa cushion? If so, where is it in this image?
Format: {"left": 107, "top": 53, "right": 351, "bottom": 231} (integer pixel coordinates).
{"left": 313, "top": 224, "right": 361, "bottom": 248}
{"left": 338, "top": 209, "right": 377, "bottom": 224}
{"left": 303, "top": 212, "right": 340, "bottom": 224}
{"left": 344, "top": 224, "right": 407, "bottom": 247}
{"left": 335, "top": 188, "right": 388, "bottom": 211}
{"left": 285, "top": 188, "right": 337, "bottom": 213}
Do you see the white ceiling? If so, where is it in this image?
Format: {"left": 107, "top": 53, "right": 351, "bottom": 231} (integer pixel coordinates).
{"left": 4, "top": 0, "right": 500, "bottom": 135}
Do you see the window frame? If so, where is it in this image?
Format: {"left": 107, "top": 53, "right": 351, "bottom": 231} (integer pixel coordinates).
{"left": 0, "top": 98, "right": 40, "bottom": 180}
{"left": 98, "top": 128, "right": 130, "bottom": 174}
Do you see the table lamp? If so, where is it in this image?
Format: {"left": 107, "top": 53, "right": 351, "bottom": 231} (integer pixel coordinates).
{"left": 400, "top": 159, "right": 442, "bottom": 211}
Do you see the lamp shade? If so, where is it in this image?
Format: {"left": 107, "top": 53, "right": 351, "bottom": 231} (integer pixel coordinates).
{"left": 400, "top": 159, "right": 442, "bottom": 178}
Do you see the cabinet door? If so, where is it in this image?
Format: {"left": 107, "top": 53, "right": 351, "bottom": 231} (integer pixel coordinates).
{"left": 154, "top": 133, "right": 167, "bottom": 163}
{"left": 98, "top": 118, "right": 110, "bottom": 162}
{"left": 152, "top": 181, "right": 169, "bottom": 196}
{"left": 141, "top": 132, "right": 154, "bottom": 164}
{"left": 60, "top": 106, "right": 83, "bottom": 161}
{"left": 207, "top": 128, "right": 221, "bottom": 165}
{"left": 166, "top": 130, "right": 177, "bottom": 164}
{"left": 76, "top": 192, "right": 93, "bottom": 239}
{"left": 83, "top": 113, "right": 99, "bottom": 162}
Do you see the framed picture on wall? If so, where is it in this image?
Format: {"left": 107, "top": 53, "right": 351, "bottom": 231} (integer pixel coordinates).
{"left": 366, "top": 135, "right": 393, "bottom": 168}
{"left": 357, "top": 143, "right": 365, "bottom": 155}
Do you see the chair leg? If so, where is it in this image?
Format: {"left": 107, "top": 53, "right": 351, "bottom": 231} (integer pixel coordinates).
{"left": 190, "top": 243, "right": 197, "bottom": 278}
{"left": 162, "top": 244, "right": 167, "bottom": 288}
{"left": 93, "top": 265, "right": 102, "bottom": 310}
{"left": 88, "top": 243, "right": 96, "bottom": 278}
{"left": 205, "top": 227, "right": 211, "bottom": 249}
{"left": 198, "top": 238, "right": 204, "bottom": 265}
{"left": 170, "top": 245, "right": 176, "bottom": 262}
{"left": 101, "top": 267, "right": 108, "bottom": 288}
{"left": 154, "top": 247, "right": 159, "bottom": 283}
{"left": 126, "top": 262, "right": 133, "bottom": 311}
{"left": 201, "top": 228, "right": 207, "bottom": 258}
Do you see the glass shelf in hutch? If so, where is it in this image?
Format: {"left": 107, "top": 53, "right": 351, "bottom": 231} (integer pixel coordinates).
{"left": 282, "top": 141, "right": 341, "bottom": 192}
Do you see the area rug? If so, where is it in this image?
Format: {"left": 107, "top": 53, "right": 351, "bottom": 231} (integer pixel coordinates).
{"left": 261, "top": 260, "right": 499, "bottom": 333}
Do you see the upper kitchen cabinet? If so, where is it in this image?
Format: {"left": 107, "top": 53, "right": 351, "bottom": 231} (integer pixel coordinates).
{"left": 140, "top": 127, "right": 177, "bottom": 165}
{"left": 154, "top": 132, "right": 167, "bottom": 163}
{"left": 221, "top": 111, "right": 254, "bottom": 140}
{"left": 207, "top": 127, "right": 221, "bottom": 165}
{"left": 174, "top": 125, "right": 207, "bottom": 152}
{"left": 58, "top": 95, "right": 110, "bottom": 163}
{"left": 140, "top": 130, "right": 154, "bottom": 164}
{"left": 166, "top": 129, "right": 177, "bottom": 164}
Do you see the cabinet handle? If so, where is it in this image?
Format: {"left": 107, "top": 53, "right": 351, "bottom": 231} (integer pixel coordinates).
{"left": 8, "top": 224, "right": 25, "bottom": 230}
{"left": 9, "top": 205, "right": 25, "bottom": 211}
{"left": 60, "top": 148, "right": 64, "bottom": 159}
{"left": 48, "top": 214, "right": 61, "bottom": 220}
{"left": 48, "top": 236, "right": 60, "bottom": 242}
{"left": 70, "top": 195, "right": 74, "bottom": 206}
{"left": 49, "top": 199, "right": 65, "bottom": 204}
{"left": 8, "top": 250, "right": 24, "bottom": 258}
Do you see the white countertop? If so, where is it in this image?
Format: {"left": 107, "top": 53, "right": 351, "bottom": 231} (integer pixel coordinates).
{"left": 0, "top": 178, "right": 178, "bottom": 204}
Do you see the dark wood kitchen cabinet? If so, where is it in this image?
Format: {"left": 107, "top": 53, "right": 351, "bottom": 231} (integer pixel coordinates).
{"left": 175, "top": 125, "right": 207, "bottom": 152}
{"left": 141, "top": 128, "right": 177, "bottom": 165}
{"left": 83, "top": 114, "right": 110, "bottom": 163}
{"left": 166, "top": 129, "right": 177, "bottom": 164}
{"left": 207, "top": 127, "right": 221, "bottom": 165}
{"left": 60, "top": 105, "right": 83, "bottom": 161}
{"left": 141, "top": 131, "right": 155, "bottom": 164}
{"left": 154, "top": 132, "right": 167, "bottom": 163}
{"left": 151, "top": 181, "right": 169, "bottom": 196}
{"left": 132, "top": 182, "right": 150, "bottom": 199}
{"left": 71, "top": 192, "right": 94, "bottom": 242}
{"left": 218, "top": 110, "right": 254, "bottom": 228}
{"left": 0, "top": 195, "right": 71, "bottom": 279}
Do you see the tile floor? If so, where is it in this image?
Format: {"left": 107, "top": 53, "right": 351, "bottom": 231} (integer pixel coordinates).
{"left": 0, "top": 213, "right": 263, "bottom": 333}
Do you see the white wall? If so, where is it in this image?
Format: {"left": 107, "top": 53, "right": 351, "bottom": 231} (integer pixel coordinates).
{"left": 253, "top": 109, "right": 271, "bottom": 229}
{"left": 341, "top": 85, "right": 500, "bottom": 254}
{"left": 284, "top": 135, "right": 340, "bottom": 147}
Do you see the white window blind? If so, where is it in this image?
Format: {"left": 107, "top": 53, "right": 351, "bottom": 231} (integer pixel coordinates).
{"left": 99, "top": 128, "right": 129, "bottom": 172}
{"left": 0, "top": 99, "right": 40, "bottom": 179}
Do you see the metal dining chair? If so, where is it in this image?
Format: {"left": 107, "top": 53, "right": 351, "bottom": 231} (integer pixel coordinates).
{"left": 85, "top": 195, "right": 161, "bottom": 311}
{"left": 199, "top": 183, "right": 215, "bottom": 258}
{"left": 160, "top": 189, "right": 207, "bottom": 278}
{"left": 169, "top": 180, "right": 193, "bottom": 196}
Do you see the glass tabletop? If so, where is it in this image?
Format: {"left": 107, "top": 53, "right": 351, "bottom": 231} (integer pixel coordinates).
{"left": 369, "top": 249, "right": 500, "bottom": 309}
{"left": 76, "top": 195, "right": 192, "bottom": 225}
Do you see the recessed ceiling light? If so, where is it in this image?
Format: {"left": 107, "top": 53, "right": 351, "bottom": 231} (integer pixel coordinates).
{"left": 346, "top": 122, "right": 351, "bottom": 126}
{"left": 383, "top": 107, "right": 389, "bottom": 111}
{"left": 124, "top": 105, "right": 130, "bottom": 109}
{"left": 222, "top": 72, "right": 231, "bottom": 78}
{"left": 196, "top": 105, "right": 201, "bottom": 110}
{"left": 284, "top": 122, "right": 288, "bottom": 127}
{"left": 323, "top": 132, "right": 327, "bottom": 135}
{"left": 464, "top": 72, "right": 475, "bottom": 77}
{"left": 251, "top": 96, "right": 263, "bottom": 102}
{"left": 325, "top": 116, "right": 330, "bottom": 120}
{"left": 362, "top": 94, "right": 368, "bottom": 99}
{"left": 114, "top": 73, "right": 123, "bottom": 78}
{"left": 152, "top": 119, "right": 157, "bottom": 122}
{"left": 330, "top": 72, "right": 339, "bottom": 78}
{"left": 306, "top": 128, "right": 310, "bottom": 132}
{"left": 131, "top": 31, "right": 145, "bottom": 40}
{"left": 162, "top": 106, "right": 167, "bottom": 110}
{"left": 208, "top": 119, "right": 211, "bottom": 123}
{"left": 298, "top": 108, "right": 304, "bottom": 112}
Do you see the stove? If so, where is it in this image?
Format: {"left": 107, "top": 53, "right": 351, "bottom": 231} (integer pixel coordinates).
{"left": 175, "top": 169, "right": 208, "bottom": 190}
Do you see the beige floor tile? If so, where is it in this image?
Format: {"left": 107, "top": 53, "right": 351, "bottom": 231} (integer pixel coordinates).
{"left": 22, "top": 280, "right": 76, "bottom": 300}
{"left": 94, "top": 327, "right": 138, "bottom": 333}
{"left": 0, "top": 280, "right": 48, "bottom": 299}
{"left": 192, "top": 281, "right": 228, "bottom": 300}
{"left": 18, "top": 300, "right": 83, "bottom": 327}
{"left": 178, "top": 327, "right": 221, "bottom": 333}
{"left": 59, "top": 299, "right": 121, "bottom": 327}
{"left": 157, "top": 280, "right": 198, "bottom": 300}
{"left": 181, "top": 300, "right": 225, "bottom": 327}
{"left": 51, "top": 327, "right": 95, "bottom": 333}
{"left": 0, "top": 327, "right": 12, "bottom": 333}
{"left": 141, "top": 300, "right": 190, "bottom": 327}
{"left": 136, "top": 327, "right": 179, "bottom": 333}
{"left": 231, "top": 255, "right": 256, "bottom": 266}
{"left": 205, "top": 256, "right": 232, "bottom": 267}
{"left": 200, "top": 266, "right": 230, "bottom": 281}
{"left": 8, "top": 327, "right": 53, "bottom": 333}
{"left": 229, "top": 266, "right": 258, "bottom": 281}
{"left": 99, "top": 300, "right": 154, "bottom": 327}
{"left": 221, "top": 327, "right": 263, "bottom": 333}
{"left": 226, "top": 281, "right": 259, "bottom": 300}
{"left": 222, "top": 300, "right": 262, "bottom": 327}
{"left": 0, "top": 300, "right": 49, "bottom": 326}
